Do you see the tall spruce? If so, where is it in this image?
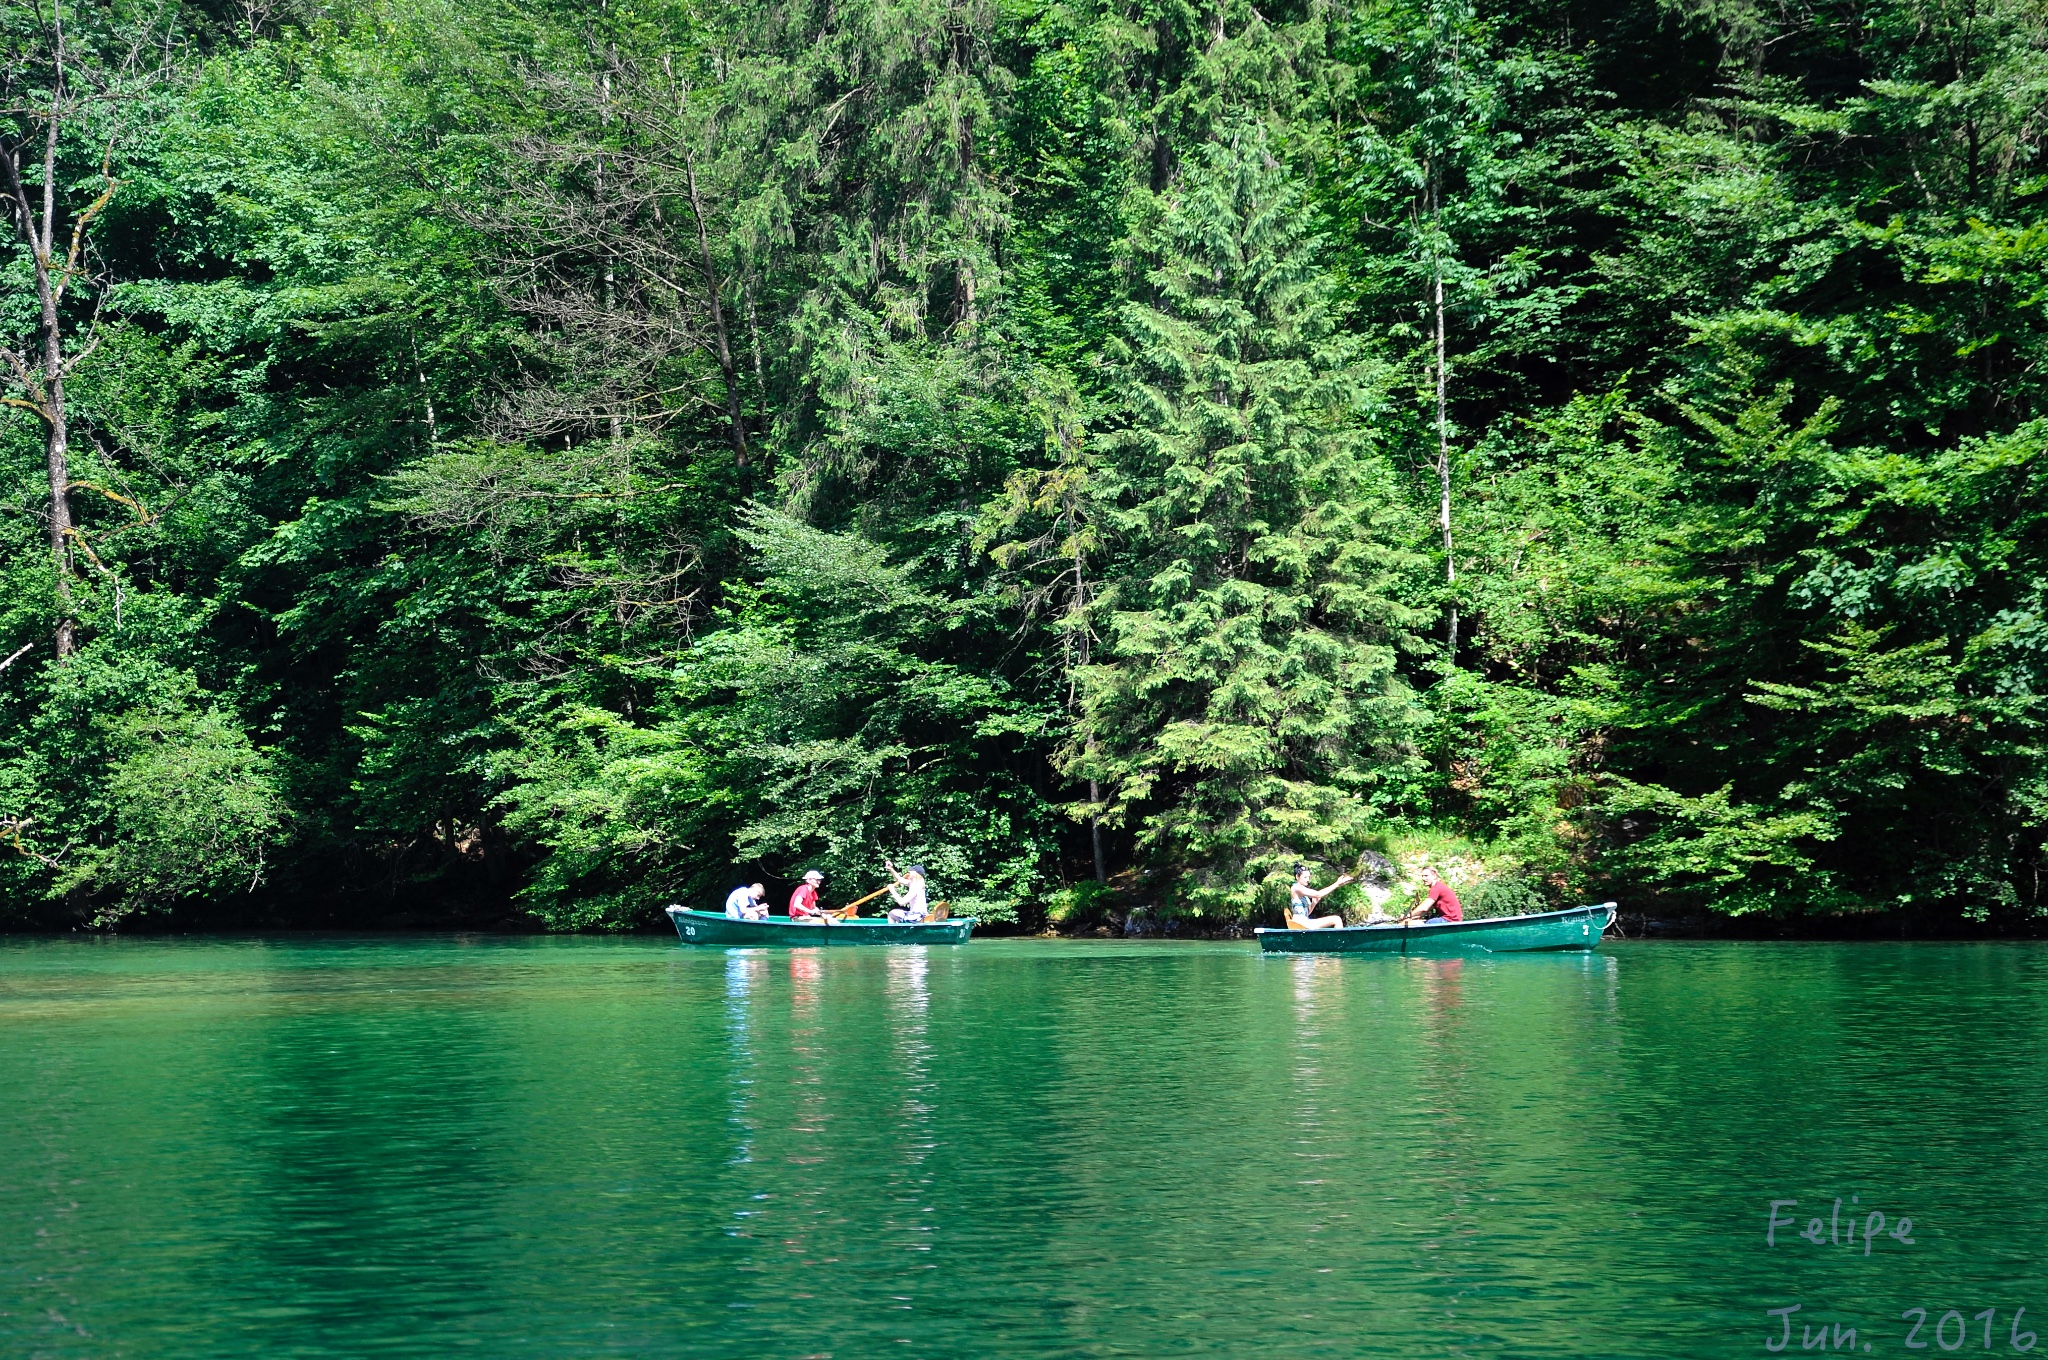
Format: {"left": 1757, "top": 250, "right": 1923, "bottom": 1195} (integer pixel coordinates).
{"left": 1078, "top": 119, "right": 1424, "bottom": 919}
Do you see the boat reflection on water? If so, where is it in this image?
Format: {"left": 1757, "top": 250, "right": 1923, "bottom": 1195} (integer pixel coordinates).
{"left": 1420, "top": 956, "right": 1464, "bottom": 1013}
{"left": 1287, "top": 955, "right": 1348, "bottom": 1190}
{"left": 1289, "top": 952, "right": 1346, "bottom": 1016}
{"left": 785, "top": 952, "right": 832, "bottom": 1183}
{"left": 887, "top": 949, "right": 931, "bottom": 1020}
{"left": 721, "top": 951, "right": 766, "bottom": 1168}
{"left": 724, "top": 948, "right": 765, "bottom": 1003}
{"left": 886, "top": 948, "right": 933, "bottom": 1105}
{"left": 885, "top": 949, "right": 939, "bottom": 1267}
{"left": 789, "top": 951, "right": 822, "bottom": 1007}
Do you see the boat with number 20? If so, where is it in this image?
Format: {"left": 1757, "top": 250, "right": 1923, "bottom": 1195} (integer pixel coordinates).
{"left": 667, "top": 905, "right": 977, "bottom": 946}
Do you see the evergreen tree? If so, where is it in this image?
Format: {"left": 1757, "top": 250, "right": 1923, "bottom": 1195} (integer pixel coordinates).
{"left": 1079, "top": 119, "right": 1425, "bottom": 920}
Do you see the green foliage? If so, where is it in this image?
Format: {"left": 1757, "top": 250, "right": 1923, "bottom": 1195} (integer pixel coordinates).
{"left": 57, "top": 693, "right": 287, "bottom": 919}
{"left": 0, "top": 613, "right": 283, "bottom": 925}
{"left": 1466, "top": 875, "right": 1545, "bottom": 918}
{"left": 4, "top": 0, "right": 2047, "bottom": 929}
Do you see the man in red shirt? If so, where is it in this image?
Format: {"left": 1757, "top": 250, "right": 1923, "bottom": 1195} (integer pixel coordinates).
{"left": 1404, "top": 867, "right": 1464, "bottom": 925}
{"left": 788, "top": 868, "right": 827, "bottom": 925}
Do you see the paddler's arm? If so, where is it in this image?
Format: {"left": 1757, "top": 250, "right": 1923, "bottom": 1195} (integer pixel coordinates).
{"left": 1303, "top": 873, "right": 1354, "bottom": 904}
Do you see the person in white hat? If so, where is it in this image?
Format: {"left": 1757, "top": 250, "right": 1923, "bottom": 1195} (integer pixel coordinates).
{"left": 789, "top": 868, "right": 827, "bottom": 925}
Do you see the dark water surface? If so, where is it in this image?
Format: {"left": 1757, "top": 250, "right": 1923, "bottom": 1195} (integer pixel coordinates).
{"left": 4, "top": 937, "right": 2046, "bottom": 1358}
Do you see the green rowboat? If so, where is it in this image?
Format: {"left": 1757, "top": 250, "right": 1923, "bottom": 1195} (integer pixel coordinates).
{"left": 666, "top": 905, "right": 976, "bottom": 946}
{"left": 1255, "top": 902, "right": 1616, "bottom": 956}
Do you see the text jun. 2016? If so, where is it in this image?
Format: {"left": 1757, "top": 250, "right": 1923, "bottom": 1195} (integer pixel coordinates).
{"left": 1763, "top": 1305, "right": 2038, "bottom": 1353}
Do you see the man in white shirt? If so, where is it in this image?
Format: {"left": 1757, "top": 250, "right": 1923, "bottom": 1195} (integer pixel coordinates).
{"left": 724, "top": 883, "right": 768, "bottom": 920}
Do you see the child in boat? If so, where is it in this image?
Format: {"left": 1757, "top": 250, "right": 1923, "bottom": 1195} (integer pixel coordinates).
{"left": 724, "top": 883, "right": 769, "bottom": 920}
{"left": 1286, "top": 864, "right": 1354, "bottom": 929}
{"left": 884, "top": 861, "right": 930, "bottom": 923}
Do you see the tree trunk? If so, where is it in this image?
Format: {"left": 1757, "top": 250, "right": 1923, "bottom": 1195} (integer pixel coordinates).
{"left": 1, "top": 49, "right": 79, "bottom": 657}
{"left": 36, "top": 194, "right": 75, "bottom": 658}
{"left": 744, "top": 274, "right": 768, "bottom": 424}
{"left": 683, "top": 148, "right": 749, "bottom": 466}
{"left": 598, "top": 55, "right": 625, "bottom": 448}
{"left": 43, "top": 375, "right": 74, "bottom": 659}
{"left": 412, "top": 337, "right": 439, "bottom": 444}
{"left": 1089, "top": 779, "right": 1106, "bottom": 883}
{"left": 1074, "top": 545, "right": 1104, "bottom": 883}
{"left": 1434, "top": 263, "right": 1456, "bottom": 660}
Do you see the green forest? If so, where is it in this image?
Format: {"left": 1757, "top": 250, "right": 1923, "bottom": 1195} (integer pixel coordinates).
{"left": 2, "top": 0, "right": 2044, "bottom": 932}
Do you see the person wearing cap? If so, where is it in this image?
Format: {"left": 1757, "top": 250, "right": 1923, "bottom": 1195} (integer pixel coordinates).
{"left": 1285, "top": 863, "right": 1353, "bottom": 929}
{"left": 724, "top": 882, "right": 768, "bottom": 920}
{"left": 789, "top": 868, "right": 828, "bottom": 924}
{"left": 884, "top": 859, "right": 929, "bottom": 923}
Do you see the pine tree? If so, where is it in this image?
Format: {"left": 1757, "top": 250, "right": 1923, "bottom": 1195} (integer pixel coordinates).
{"left": 1079, "top": 118, "right": 1425, "bottom": 920}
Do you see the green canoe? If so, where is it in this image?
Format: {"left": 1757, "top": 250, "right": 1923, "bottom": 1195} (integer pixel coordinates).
{"left": 1255, "top": 902, "right": 1616, "bottom": 956}
{"left": 666, "top": 905, "right": 976, "bottom": 946}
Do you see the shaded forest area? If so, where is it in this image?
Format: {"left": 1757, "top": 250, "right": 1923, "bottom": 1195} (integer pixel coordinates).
{"left": 3, "top": 0, "right": 2045, "bottom": 932}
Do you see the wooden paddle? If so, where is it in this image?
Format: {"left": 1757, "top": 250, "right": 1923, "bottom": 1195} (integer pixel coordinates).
{"left": 825, "top": 884, "right": 893, "bottom": 921}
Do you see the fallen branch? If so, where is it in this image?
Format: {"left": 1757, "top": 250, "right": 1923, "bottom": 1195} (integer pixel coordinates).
{"left": 0, "top": 641, "right": 32, "bottom": 674}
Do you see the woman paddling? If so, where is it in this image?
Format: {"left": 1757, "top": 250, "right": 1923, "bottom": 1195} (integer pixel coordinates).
{"left": 884, "top": 860, "right": 930, "bottom": 923}
{"left": 1286, "top": 864, "right": 1354, "bottom": 930}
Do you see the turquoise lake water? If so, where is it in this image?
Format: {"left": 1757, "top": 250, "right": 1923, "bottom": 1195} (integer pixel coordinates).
{"left": 3, "top": 936, "right": 2046, "bottom": 1357}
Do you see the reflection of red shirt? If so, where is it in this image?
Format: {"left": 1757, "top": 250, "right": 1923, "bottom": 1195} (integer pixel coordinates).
{"left": 1426, "top": 881, "right": 1463, "bottom": 922}
{"left": 789, "top": 884, "right": 821, "bottom": 918}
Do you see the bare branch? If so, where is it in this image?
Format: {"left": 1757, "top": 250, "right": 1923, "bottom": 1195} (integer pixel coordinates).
{"left": 0, "top": 343, "right": 51, "bottom": 407}
{"left": 59, "top": 317, "right": 103, "bottom": 375}
{"left": 0, "top": 816, "right": 65, "bottom": 871}
{"left": 67, "top": 479, "right": 153, "bottom": 524}
{"left": 54, "top": 176, "right": 117, "bottom": 307}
